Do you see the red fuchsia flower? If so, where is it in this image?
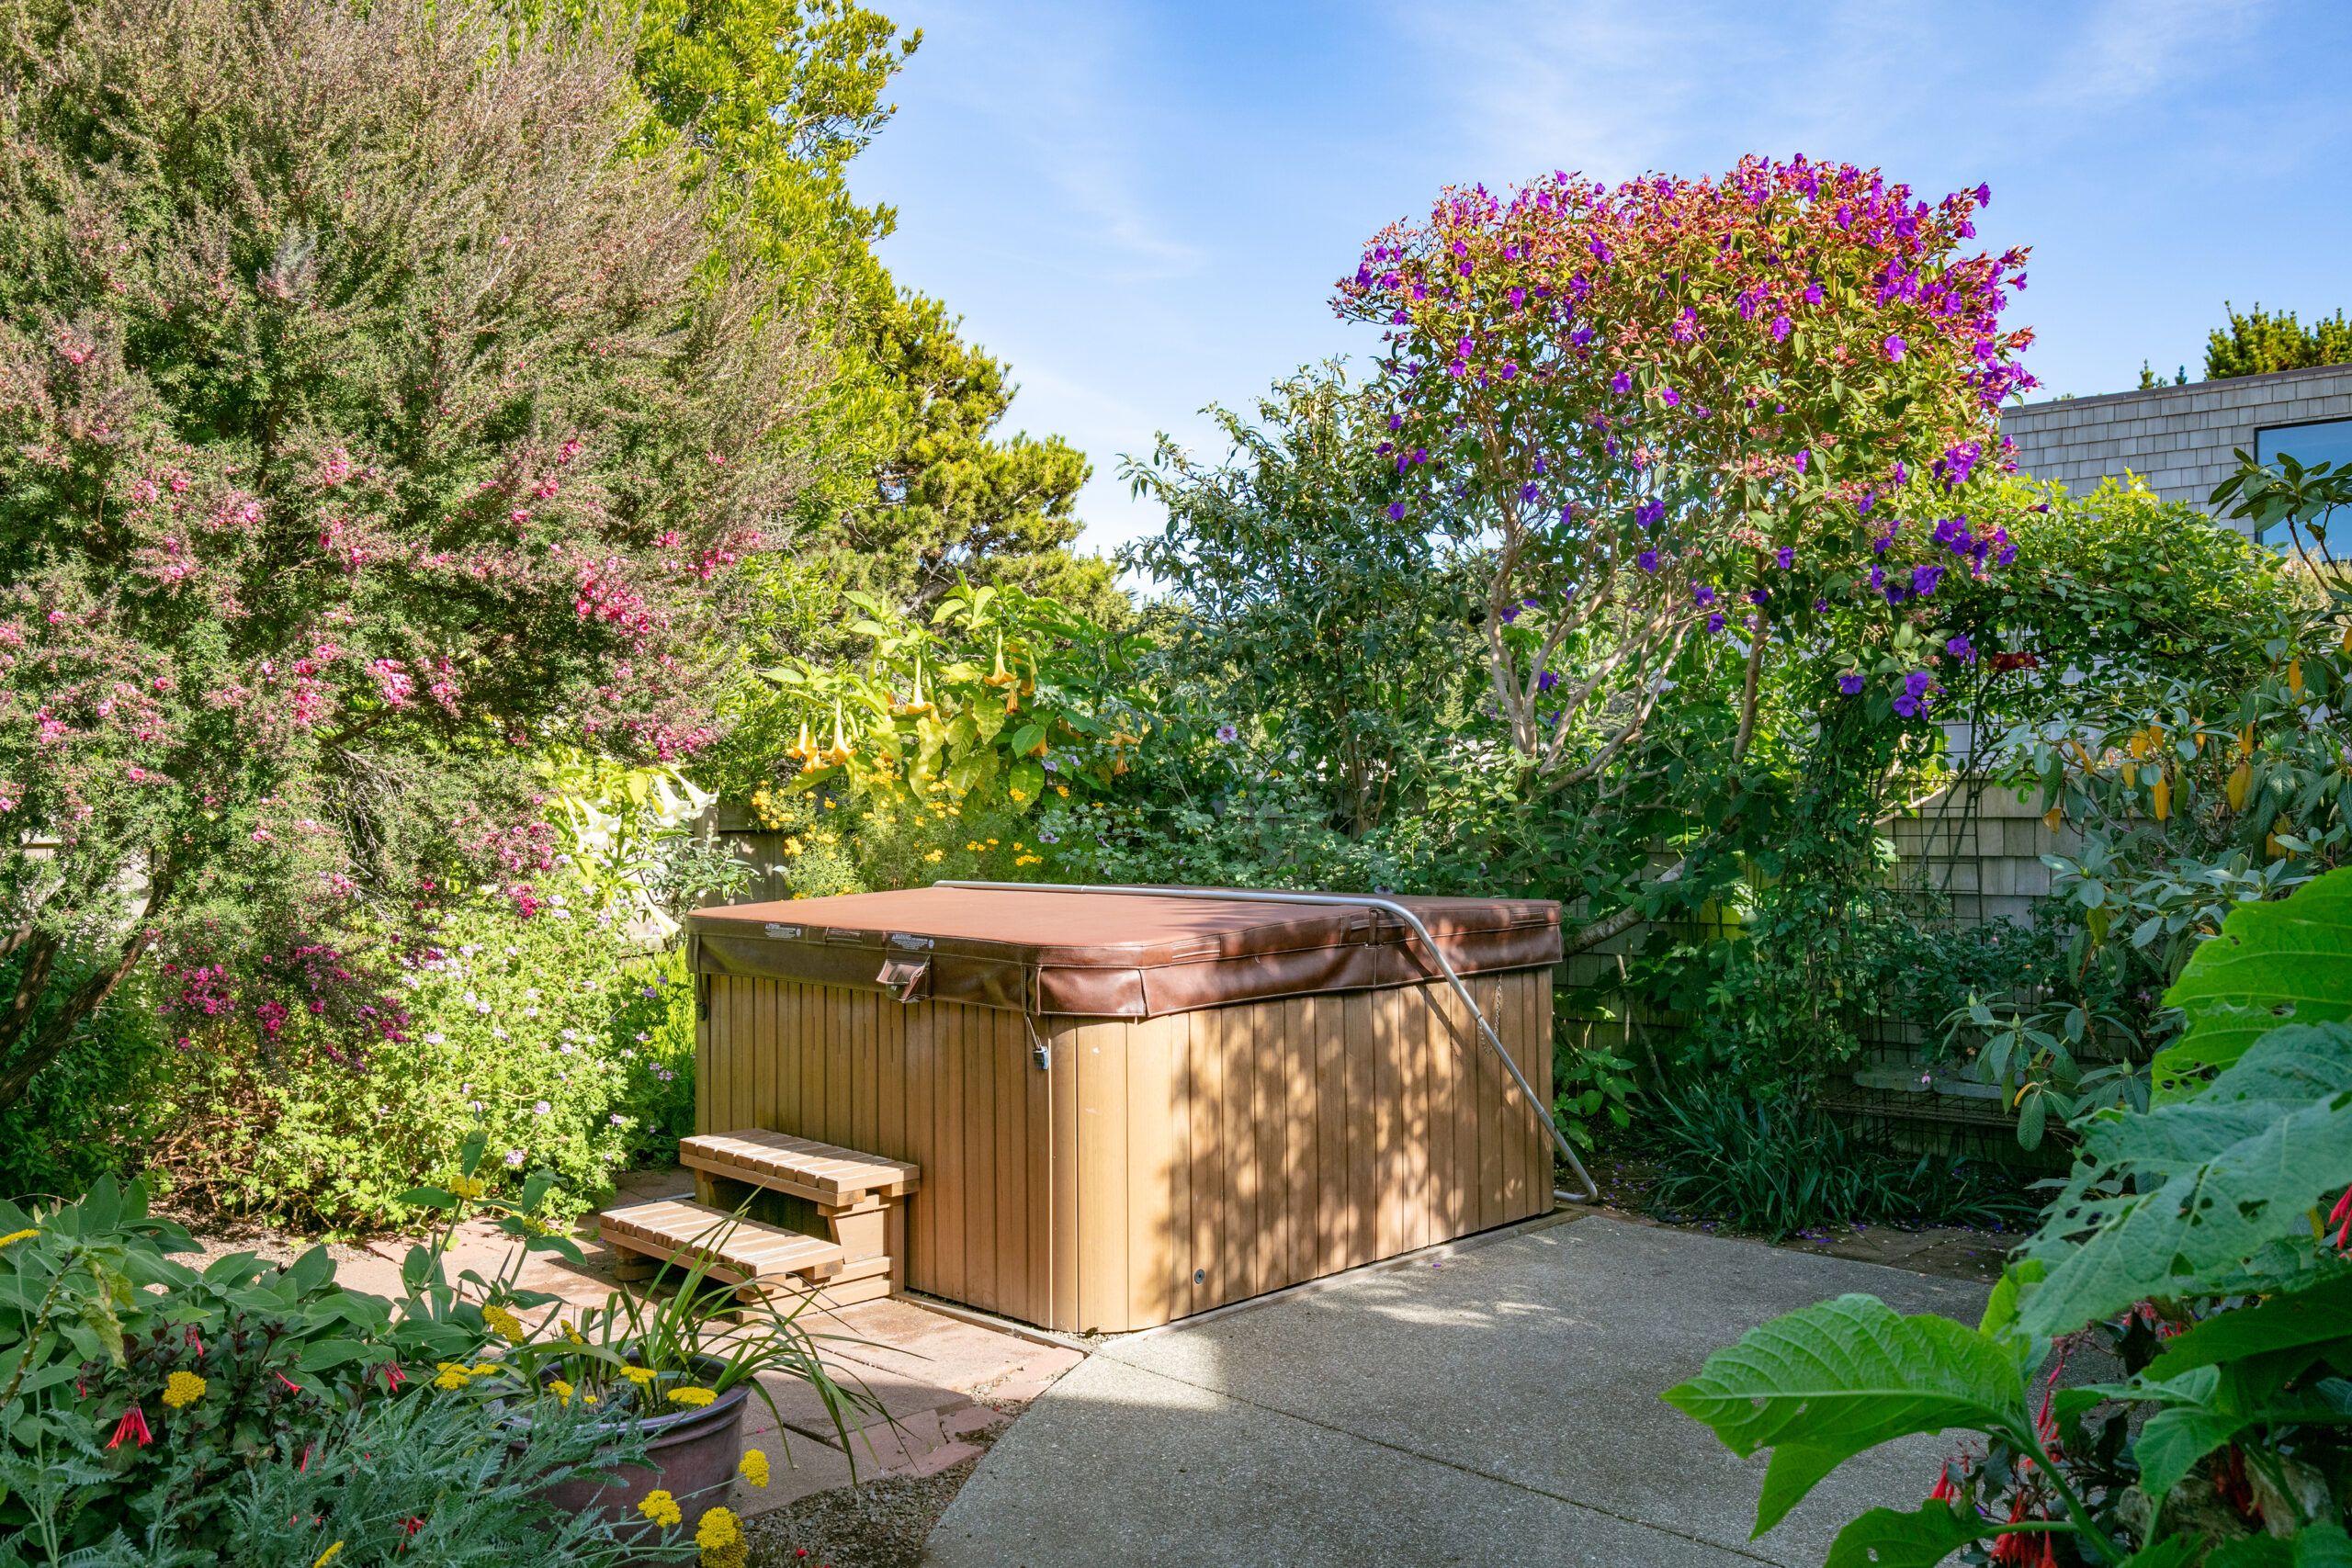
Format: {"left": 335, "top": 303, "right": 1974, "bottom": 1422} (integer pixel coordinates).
{"left": 186, "top": 1325, "right": 204, "bottom": 1359}
{"left": 107, "top": 1404, "right": 153, "bottom": 1450}
{"left": 1928, "top": 1463, "right": 1957, "bottom": 1503}
{"left": 2329, "top": 1184, "right": 2351, "bottom": 1249}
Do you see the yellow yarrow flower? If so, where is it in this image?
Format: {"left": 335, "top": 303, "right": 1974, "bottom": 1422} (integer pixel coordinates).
{"left": 697, "top": 1506, "right": 749, "bottom": 1564}
{"left": 482, "top": 1304, "right": 525, "bottom": 1344}
{"left": 636, "top": 1489, "right": 683, "bottom": 1529}
{"left": 468, "top": 1361, "right": 500, "bottom": 1376}
{"left": 666, "top": 1385, "right": 717, "bottom": 1407}
{"left": 162, "top": 1370, "right": 207, "bottom": 1408}
{"left": 738, "top": 1449, "right": 770, "bottom": 1488}
{"left": 433, "top": 1362, "right": 471, "bottom": 1390}
{"left": 0, "top": 1228, "right": 38, "bottom": 1247}
{"left": 547, "top": 1378, "right": 575, "bottom": 1406}
{"left": 312, "top": 1545, "right": 345, "bottom": 1568}
{"left": 618, "top": 1366, "right": 657, "bottom": 1385}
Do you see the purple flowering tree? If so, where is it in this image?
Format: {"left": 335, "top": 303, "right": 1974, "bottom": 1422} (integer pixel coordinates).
{"left": 1334, "top": 156, "right": 2035, "bottom": 947}
{"left": 0, "top": 0, "right": 826, "bottom": 1109}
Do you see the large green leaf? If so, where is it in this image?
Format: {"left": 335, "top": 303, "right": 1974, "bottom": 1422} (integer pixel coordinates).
{"left": 2143, "top": 1270, "right": 2352, "bottom": 1382}
{"left": 2158, "top": 867, "right": 2352, "bottom": 1098}
{"left": 1823, "top": 1502, "right": 1990, "bottom": 1568}
{"left": 1661, "top": 1293, "right": 2033, "bottom": 1535}
{"left": 2021, "top": 1027, "right": 2352, "bottom": 1337}
{"left": 2209, "top": 1523, "right": 2352, "bottom": 1568}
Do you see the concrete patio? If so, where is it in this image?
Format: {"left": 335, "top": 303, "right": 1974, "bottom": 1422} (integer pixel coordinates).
{"left": 927, "top": 1212, "right": 1992, "bottom": 1567}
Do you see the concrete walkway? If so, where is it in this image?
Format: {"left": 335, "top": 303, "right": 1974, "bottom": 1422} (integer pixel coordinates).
{"left": 926, "top": 1213, "right": 1991, "bottom": 1568}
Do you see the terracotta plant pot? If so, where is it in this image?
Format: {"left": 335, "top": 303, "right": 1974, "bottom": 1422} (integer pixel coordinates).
{"left": 535, "top": 1362, "right": 751, "bottom": 1554}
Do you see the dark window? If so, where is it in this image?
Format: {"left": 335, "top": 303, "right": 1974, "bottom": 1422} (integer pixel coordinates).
{"left": 2253, "top": 417, "right": 2352, "bottom": 549}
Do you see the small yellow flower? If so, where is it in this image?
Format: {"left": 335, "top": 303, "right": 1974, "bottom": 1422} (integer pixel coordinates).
{"left": 162, "top": 1370, "right": 208, "bottom": 1408}
{"left": 698, "top": 1506, "right": 748, "bottom": 1563}
{"left": 666, "top": 1384, "right": 718, "bottom": 1407}
{"left": 0, "top": 1228, "right": 38, "bottom": 1248}
{"left": 433, "top": 1362, "right": 471, "bottom": 1391}
{"left": 446, "top": 1176, "right": 486, "bottom": 1200}
{"left": 738, "top": 1448, "right": 770, "bottom": 1488}
{"left": 636, "top": 1488, "right": 683, "bottom": 1529}
{"left": 312, "top": 1545, "right": 345, "bottom": 1568}
{"left": 561, "top": 1320, "right": 584, "bottom": 1347}
{"left": 1055, "top": 784, "right": 1069, "bottom": 797}
{"left": 618, "top": 1366, "right": 658, "bottom": 1385}
{"left": 923, "top": 849, "right": 944, "bottom": 863}
{"left": 547, "top": 1378, "right": 575, "bottom": 1406}
{"left": 482, "top": 1304, "right": 525, "bottom": 1344}
{"left": 468, "top": 1361, "right": 500, "bottom": 1376}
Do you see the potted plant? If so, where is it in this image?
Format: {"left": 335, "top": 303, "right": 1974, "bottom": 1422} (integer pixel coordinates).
{"left": 395, "top": 1134, "right": 879, "bottom": 1542}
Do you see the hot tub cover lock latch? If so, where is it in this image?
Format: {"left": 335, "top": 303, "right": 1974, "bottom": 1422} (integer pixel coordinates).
{"left": 876, "top": 953, "right": 932, "bottom": 1004}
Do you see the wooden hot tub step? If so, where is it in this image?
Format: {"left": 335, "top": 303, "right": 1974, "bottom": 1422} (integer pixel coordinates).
{"left": 599, "top": 1197, "right": 845, "bottom": 1287}
{"left": 680, "top": 1130, "right": 921, "bottom": 1205}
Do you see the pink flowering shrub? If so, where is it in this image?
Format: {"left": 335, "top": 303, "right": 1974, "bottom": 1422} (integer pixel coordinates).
{"left": 0, "top": 0, "right": 826, "bottom": 1106}
{"left": 1331, "top": 156, "right": 2038, "bottom": 947}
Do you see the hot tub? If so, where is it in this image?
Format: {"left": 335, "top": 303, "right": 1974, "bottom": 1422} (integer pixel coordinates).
{"left": 684, "top": 884, "right": 1562, "bottom": 1333}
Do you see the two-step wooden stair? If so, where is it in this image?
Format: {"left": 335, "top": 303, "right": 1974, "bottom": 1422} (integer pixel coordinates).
{"left": 599, "top": 1131, "right": 921, "bottom": 1311}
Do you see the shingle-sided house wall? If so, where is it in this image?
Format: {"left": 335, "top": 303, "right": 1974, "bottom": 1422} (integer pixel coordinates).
{"left": 1998, "top": 362, "right": 2352, "bottom": 536}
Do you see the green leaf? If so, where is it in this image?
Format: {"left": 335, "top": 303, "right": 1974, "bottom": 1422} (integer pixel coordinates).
{"left": 394, "top": 1187, "right": 457, "bottom": 1210}
{"left": 2132, "top": 1400, "right": 2247, "bottom": 1503}
{"left": 2143, "top": 1271, "right": 2352, "bottom": 1382}
{"left": 2117, "top": 1537, "right": 2202, "bottom": 1568}
{"left": 2210, "top": 1524, "right": 2352, "bottom": 1568}
{"left": 295, "top": 1339, "right": 368, "bottom": 1372}
{"left": 285, "top": 1245, "right": 335, "bottom": 1295}
{"left": 1661, "top": 1294, "right": 2033, "bottom": 1535}
{"left": 2159, "top": 867, "right": 2352, "bottom": 1097}
{"left": 1823, "top": 1502, "right": 1990, "bottom": 1568}
{"left": 2022, "top": 1024, "right": 2352, "bottom": 1336}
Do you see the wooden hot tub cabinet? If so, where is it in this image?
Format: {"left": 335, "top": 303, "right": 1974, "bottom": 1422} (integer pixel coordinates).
{"left": 686, "top": 886, "right": 1559, "bottom": 1334}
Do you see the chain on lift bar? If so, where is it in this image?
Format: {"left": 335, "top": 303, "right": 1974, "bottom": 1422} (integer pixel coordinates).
{"left": 937, "top": 881, "right": 1598, "bottom": 1203}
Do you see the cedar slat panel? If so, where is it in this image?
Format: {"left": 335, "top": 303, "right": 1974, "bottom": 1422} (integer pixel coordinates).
{"left": 1251, "top": 993, "right": 1285, "bottom": 1297}
{"left": 826, "top": 983, "right": 853, "bottom": 1145}
{"left": 1049, "top": 1019, "right": 1080, "bottom": 1331}
{"left": 1402, "top": 980, "right": 1431, "bottom": 1251}
{"left": 965, "top": 1004, "right": 1000, "bottom": 1314}
{"left": 1218, "top": 1006, "right": 1258, "bottom": 1299}
{"left": 694, "top": 977, "right": 711, "bottom": 1136}
{"left": 1075, "top": 1022, "right": 1129, "bottom": 1331}
{"left": 1423, "top": 986, "right": 1456, "bottom": 1243}
{"left": 1343, "top": 990, "right": 1375, "bottom": 1269}
{"left": 904, "top": 1000, "right": 936, "bottom": 1294}
{"left": 1312, "top": 995, "right": 1347, "bottom": 1275}
{"left": 878, "top": 998, "right": 906, "bottom": 1166}
{"left": 1126, "top": 1014, "right": 1176, "bottom": 1329}
{"left": 1498, "top": 971, "right": 1527, "bottom": 1220}
{"left": 935, "top": 1000, "right": 966, "bottom": 1303}
{"left": 1026, "top": 1025, "right": 1051, "bottom": 1327}
{"left": 1187, "top": 1010, "right": 1223, "bottom": 1314}
{"left": 1476, "top": 976, "right": 1503, "bottom": 1233}
{"left": 992, "top": 1011, "right": 1025, "bottom": 1322}
{"left": 1281, "top": 997, "right": 1316, "bottom": 1286}
{"left": 1374, "top": 982, "right": 1404, "bottom": 1257}
{"left": 1535, "top": 970, "right": 1556, "bottom": 1206}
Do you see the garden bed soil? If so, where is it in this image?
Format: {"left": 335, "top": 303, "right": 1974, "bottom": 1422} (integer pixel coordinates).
{"left": 744, "top": 1407, "right": 1018, "bottom": 1568}
{"left": 1578, "top": 1151, "right": 2018, "bottom": 1283}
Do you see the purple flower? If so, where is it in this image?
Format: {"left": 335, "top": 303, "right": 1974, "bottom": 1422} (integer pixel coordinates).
{"left": 1776, "top": 547, "right": 1795, "bottom": 570}
{"left": 1770, "top": 314, "right": 1792, "bottom": 342}
{"left": 1570, "top": 323, "right": 1597, "bottom": 349}
{"left": 1610, "top": 368, "right": 1633, "bottom": 395}
{"left": 1904, "top": 671, "right": 1936, "bottom": 699}
{"left": 1912, "top": 563, "right": 1945, "bottom": 597}
{"left": 1792, "top": 448, "right": 1809, "bottom": 474}
{"left": 1814, "top": 598, "right": 1829, "bottom": 613}
{"left": 1890, "top": 460, "right": 1909, "bottom": 487}
{"left": 1803, "top": 282, "right": 1823, "bottom": 305}
{"left": 1215, "top": 724, "right": 1238, "bottom": 743}
{"left": 1536, "top": 670, "right": 1560, "bottom": 692}
{"left": 1883, "top": 334, "right": 1906, "bottom": 362}
{"left": 1635, "top": 499, "right": 1665, "bottom": 529}
{"left": 1946, "top": 635, "right": 1977, "bottom": 663}
{"left": 1519, "top": 482, "right": 1541, "bottom": 503}
{"left": 1893, "top": 694, "right": 1921, "bottom": 718}
{"left": 1657, "top": 386, "right": 1681, "bottom": 408}
{"left": 1838, "top": 672, "right": 1864, "bottom": 695}
{"left": 533, "top": 1100, "right": 550, "bottom": 1115}
{"left": 1636, "top": 549, "right": 1659, "bottom": 573}
{"left": 1385, "top": 502, "right": 1406, "bottom": 521}
{"left": 1706, "top": 611, "right": 1726, "bottom": 633}
{"left": 1692, "top": 584, "right": 1716, "bottom": 607}
{"left": 503, "top": 1149, "right": 526, "bottom": 1168}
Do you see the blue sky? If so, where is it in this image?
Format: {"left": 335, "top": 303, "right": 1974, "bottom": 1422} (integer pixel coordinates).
{"left": 848, "top": 0, "right": 2352, "bottom": 558}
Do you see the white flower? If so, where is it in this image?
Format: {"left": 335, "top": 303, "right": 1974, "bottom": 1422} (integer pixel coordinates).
{"left": 533, "top": 1100, "right": 550, "bottom": 1115}
{"left": 491, "top": 1027, "right": 508, "bottom": 1041}
{"left": 424, "top": 1032, "right": 446, "bottom": 1045}
{"left": 524, "top": 988, "right": 540, "bottom": 1000}
{"left": 560, "top": 1028, "right": 579, "bottom": 1042}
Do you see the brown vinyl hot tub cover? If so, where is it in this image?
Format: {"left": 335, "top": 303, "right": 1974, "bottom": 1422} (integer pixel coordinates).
{"left": 685, "top": 886, "right": 1561, "bottom": 1019}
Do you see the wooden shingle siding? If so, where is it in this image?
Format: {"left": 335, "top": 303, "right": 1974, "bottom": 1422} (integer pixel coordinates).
{"left": 695, "top": 967, "right": 1555, "bottom": 1334}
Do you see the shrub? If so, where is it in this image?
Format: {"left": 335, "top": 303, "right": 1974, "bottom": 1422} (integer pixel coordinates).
{"left": 0, "top": 0, "right": 827, "bottom": 1114}
{"left": 149, "top": 893, "right": 695, "bottom": 1230}
{"left": 1667, "top": 868, "right": 2352, "bottom": 1563}
{"left": 1643, "top": 1082, "right": 2035, "bottom": 1241}
{"left": 0, "top": 953, "right": 173, "bottom": 1200}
